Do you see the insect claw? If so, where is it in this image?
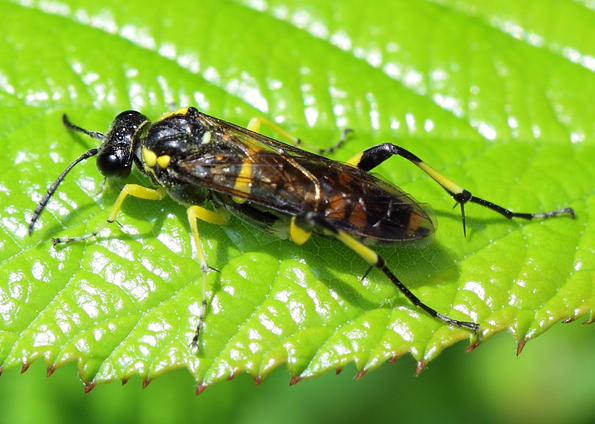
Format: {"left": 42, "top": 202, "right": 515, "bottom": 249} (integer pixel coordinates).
{"left": 95, "top": 177, "right": 108, "bottom": 196}
{"left": 460, "top": 202, "right": 467, "bottom": 238}
{"left": 190, "top": 334, "right": 200, "bottom": 349}
{"left": 361, "top": 266, "right": 373, "bottom": 280}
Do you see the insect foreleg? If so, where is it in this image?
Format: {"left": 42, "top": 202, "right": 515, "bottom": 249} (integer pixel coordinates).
{"left": 346, "top": 143, "right": 574, "bottom": 236}
{"left": 52, "top": 185, "right": 168, "bottom": 245}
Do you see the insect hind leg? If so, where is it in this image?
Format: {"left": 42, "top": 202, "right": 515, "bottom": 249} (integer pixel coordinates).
{"left": 346, "top": 143, "right": 575, "bottom": 236}
{"left": 300, "top": 212, "right": 480, "bottom": 333}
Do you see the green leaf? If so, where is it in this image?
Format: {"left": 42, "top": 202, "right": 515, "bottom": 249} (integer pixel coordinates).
{"left": 0, "top": 0, "right": 592, "bottom": 391}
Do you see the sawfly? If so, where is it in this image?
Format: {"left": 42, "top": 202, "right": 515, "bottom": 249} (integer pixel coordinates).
{"left": 29, "top": 107, "right": 575, "bottom": 344}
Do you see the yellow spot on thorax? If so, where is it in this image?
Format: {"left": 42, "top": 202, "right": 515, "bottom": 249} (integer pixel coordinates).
{"left": 201, "top": 131, "right": 212, "bottom": 144}
{"left": 157, "top": 155, "right": 171, "bottom": 169}
{"left": 143, "top": 148, "right": 157, "bottom": 167}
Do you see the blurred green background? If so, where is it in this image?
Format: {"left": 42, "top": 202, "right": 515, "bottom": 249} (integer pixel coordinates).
{"left": 1, "top": 0, "right": 594, "bottom": 423}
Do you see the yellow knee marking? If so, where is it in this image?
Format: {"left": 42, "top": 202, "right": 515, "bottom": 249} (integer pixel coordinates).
{"left": 417, "top": 162, "right": 464, "bottom": 195}
{"left": 290, "top": 217, "right": 312, "bottom": 245}
{"left": 107, "top": 185, "right": 167, "bottom": 222}
{"left": 336, "top": 230, "right": 379, "bottom": 266}
{"left": 187, "top": 205, "right": 230, "bottom": 225}
{"left": 247, "top": 117, "right": 300, "bottom": 144}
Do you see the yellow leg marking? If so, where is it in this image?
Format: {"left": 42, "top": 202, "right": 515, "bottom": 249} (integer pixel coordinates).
{"left": 187, "top": 205, "right": 228, "bottom": 272}
{"left": 52, "top": 185, "right": 167, "bottom": 244}
{"left": 186, "top": 205, "right": 229, "bottom": 271}
{"left": 107, "top": 185, "right": 167, "bottom": 221}
{"left": 186, "top": 205, "right": 230, "bottom": 348}
{"left": 346, "top": 152, "right": 364, "bottom": 167}
{"left": 187, "top": 205, "right": 230, "bottom": 226}
{"left": 417, "top": 162, "right": 465, "bottom": 195}
{"left": 248, "top": 117, "right": 300, "bottom": 145}
{"left": 290, "top": 216, "right": 312, "bottom": 245}
{"left": 335, "top": 230, "right": 379, "bottom": 266}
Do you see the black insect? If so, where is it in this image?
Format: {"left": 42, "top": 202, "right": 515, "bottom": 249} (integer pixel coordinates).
{"left": 29, "top": 107, "right": 575, "bottom": 345}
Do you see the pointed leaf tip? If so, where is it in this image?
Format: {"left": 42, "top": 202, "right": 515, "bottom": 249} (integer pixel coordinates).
{"left": 196, "top": 384, "right": 207, "bottom": 395}
{"left": 289, "top": 376, "right": 301, "bottom": 386}
{"left": 466, "top": 341, "right": 480, "bottom": 353}
{"left": 416, "top": 360, "right": 427, "bottom": 375}
{"left": 46, "top": 365, "right": 55, "bottom": 377}
{"left": 355, "top": 369, "right": 367, "bottom": 380}
{"left": 84, "top": 382, "right": 95, "bottom": 393}
{"left": 388, "top": 355, "right": 399, "bottom": 364}
{"left": 517, "top": 339, "right": 527, "bottom": 356}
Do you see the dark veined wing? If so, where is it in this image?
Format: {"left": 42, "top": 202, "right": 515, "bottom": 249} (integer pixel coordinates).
{"left": 173, "top": 120, "right": 436, "bottom": 243}
{"left": 318, "top": 169, "right": 437, "bottom": 244}
{"left": 172, "top": 117, "right": 331, "bottom": 212}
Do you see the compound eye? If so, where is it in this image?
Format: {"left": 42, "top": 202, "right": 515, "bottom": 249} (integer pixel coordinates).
{"left": 96, "top": 148, "right": 132, "bottom": 179}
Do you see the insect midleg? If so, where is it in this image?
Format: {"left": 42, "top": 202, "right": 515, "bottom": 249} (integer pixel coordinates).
{"left": 247, "top": 117, "right": 300, "bottom": 145}
{"left": 52, "top": 185, "right": 167, "bottom": 245}
{"left": 296, "top": 212, "right": 479, "bottom": 332}
{"left": 346, "top": 143, "right": 575, "bottom": 235}
{"left": 186, "top": 205, "right": 230, "bottom": 347}
{"left": 247, "top": 117, "right": 351, "bottom": 153}
{"left": 289, "top": 216, "right": 312, "bottom": 245}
